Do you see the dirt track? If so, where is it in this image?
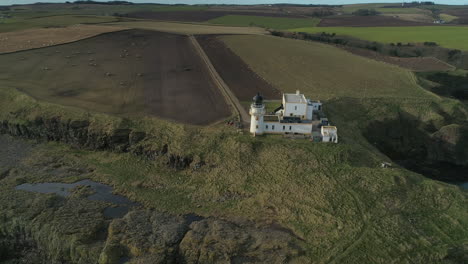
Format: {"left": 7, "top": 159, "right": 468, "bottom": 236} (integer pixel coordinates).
{"left": 318, "top": 15, "right": 432, "bottom": 27}
{"left": 196, "top": 35, "right": 281, "bottom": 101}
{"left": 0, "top": 30, "right": 231, "bottom": 125}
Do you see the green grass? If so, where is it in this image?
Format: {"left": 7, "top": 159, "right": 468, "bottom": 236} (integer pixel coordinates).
{"left": 207, "top": 15, "right": 320, "bottom": 30}
{"left": 220, "top": 34, "right": 431, "bottom": 101}
{"left": 290, "top": 26, "right": 468, "bottom": 51}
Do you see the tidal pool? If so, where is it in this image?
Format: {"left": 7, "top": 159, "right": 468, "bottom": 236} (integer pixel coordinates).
{"left": 16, "top": 179, "right": 138, "bottom": 219}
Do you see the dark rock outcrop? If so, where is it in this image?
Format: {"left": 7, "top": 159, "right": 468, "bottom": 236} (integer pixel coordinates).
{"left": 0, "top": 118, "right": 195, "bottom": 170}
{"left": 364, "top": 113, "right": 468, "bottom": 182}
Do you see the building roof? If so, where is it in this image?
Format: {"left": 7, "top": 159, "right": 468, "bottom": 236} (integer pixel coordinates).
{"left": 284, "top": 93, "right": 307, "bottom": 104}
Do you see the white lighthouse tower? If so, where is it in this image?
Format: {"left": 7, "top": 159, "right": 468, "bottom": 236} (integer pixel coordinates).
{"left": 249, "top": 93, "right": 265, "bottom": 136}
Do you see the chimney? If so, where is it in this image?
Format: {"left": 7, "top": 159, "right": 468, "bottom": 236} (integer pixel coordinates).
{"left": 296, "top": 90, "right": 300, "bottom": 95}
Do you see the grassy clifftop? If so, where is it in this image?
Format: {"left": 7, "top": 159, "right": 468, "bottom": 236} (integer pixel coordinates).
{"left": 1, "top": 83, "right": 467, "bottom": 262}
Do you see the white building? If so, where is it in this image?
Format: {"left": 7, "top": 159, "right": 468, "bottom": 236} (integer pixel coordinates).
{"left": 249, "top": 91, "right": 338, "bottom": 143}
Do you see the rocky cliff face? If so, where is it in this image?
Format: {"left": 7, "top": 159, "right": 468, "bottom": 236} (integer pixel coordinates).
{"left": 364, "top": 112, "right": 468, "bottom": 182}
{"left": 0, "top": 117, "right": 194, "bottom": 170}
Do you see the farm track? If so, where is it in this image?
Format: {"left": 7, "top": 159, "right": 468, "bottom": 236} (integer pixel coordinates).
{"left": 189, "top": 35, "right": 250, "bottom": 124}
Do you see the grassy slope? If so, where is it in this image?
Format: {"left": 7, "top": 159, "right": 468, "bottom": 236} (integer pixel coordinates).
{"left": 220, "top": 34, "right": 429, "bottom": 101}
{"left": 290, "top": 26, "right": 468, "bottom": 51}
{"left": 207, "top": 15, "right": 320, "bottom": 30}
{"left": 1, "top": 82, "right": 467, "bottom": 263}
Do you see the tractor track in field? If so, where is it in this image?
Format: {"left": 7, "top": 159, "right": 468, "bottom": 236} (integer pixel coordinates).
{"left": 189, "top": 35, "right": 250, "bottom": 125}
{"left": 318, "top": 165, "right": 371, "bottom": 264}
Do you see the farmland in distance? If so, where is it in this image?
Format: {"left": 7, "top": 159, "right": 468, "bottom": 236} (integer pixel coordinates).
{"left": 208, "top": 15, "right": 320, "bottom": 29}
{"left": 219, "top": 34, "right": 429, "bottom": 100}
{"left": 0, "top": 29, "right": 231, "bottom": 125}
{"left": 290, "top": 26, "right": 468, "bottom": 51}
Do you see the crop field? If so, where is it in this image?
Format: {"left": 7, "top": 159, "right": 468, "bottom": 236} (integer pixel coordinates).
{"left": 197, "top": 35, "right": 281, "bottom": 101}
{"left": 219, "top": 35, "right": 431, "bottom": 101}
{"left": 107, "top": 21, "right": 267, "bottom": 35}
{"left": 318, "top": 15, "right": 430, "bottom": 27}
{"left": 290, "top": 26, "right": 468, "bottom": 51}
{"left": 0, "top": 29, "right": 231, "bottom": 125}
{"left": 0, "top": 24, "right": 127, "bottom": 54}
{"left": 0, "top": 15, "right": 119, "bottom": 33}
{"left": 208, "top": 15, "right": 320, "bottom": 29}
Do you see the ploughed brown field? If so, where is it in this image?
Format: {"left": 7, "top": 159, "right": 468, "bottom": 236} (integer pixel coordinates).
{"left": 126, "top": 10, "right": 305, "bottom": 22}
{"left": 196, "top": 35, "right": 281, "bottom": 101}
{"left": 0, "top": 29, "right": 231, "bottom": 125}
{"left": 318, "top": 15, "right": 432, "bottom": 27}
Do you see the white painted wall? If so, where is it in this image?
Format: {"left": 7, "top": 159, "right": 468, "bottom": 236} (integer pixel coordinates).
{"left": 263, "top": 122, "right": 312, "bottom": 134}
{"left": 284, "top": 103, "right": 307, "bottom": 118}
{"left": 250, "top": 104, "right": 265, "bottom": 135}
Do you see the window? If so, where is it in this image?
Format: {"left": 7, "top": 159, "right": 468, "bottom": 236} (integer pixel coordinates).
{"left": 266, "top": 125, "right": 268, "bottom": 129}
{"left": 290, "top": 113, "right": 293, "bottom": 117}
{"left": 289, "top": 126, "right": 292, "bottom": 130}
{"left": 256, "top": 117, "right": 259, "bottom": 121}
{"left": 318, "top": 105, "right": 321, "bottom": 111}
{"left": 283, "top": 126, "right": 285, "bottom": 130}
{"left": 256, "top": 125, "right": 258, "bottom": 129}
{"left": 294, "top": 106, "right": 297, "bottom": 110}
{"left": 272, "top": 125, "right": 275, "bottom": 130}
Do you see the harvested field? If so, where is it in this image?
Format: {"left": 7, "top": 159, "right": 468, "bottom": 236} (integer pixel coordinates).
{"left": 126, "top": 10, "right": 305, "bottom": 22}
{"left": 0, "top": 25, "right": 127, "bottom": 54}
{"left": 196, "top": 35, "right": 281, "bottom": 101}
{"left": 342, "top": 46, "right": 455, "bottom": 72}
{"left": 219, "top": 35, "right": 431, "bottom": 100}
{"left": 208, "top": 15, "right": 320, "bottom": 30}
{"left": 107, "top": 21, "right": 267, "bottom": 35}
{"left": 318, "top": 15, "right": 431, "bottom": 27}
{"left": 0, "top": 29, "right": 231, "bottom": 125}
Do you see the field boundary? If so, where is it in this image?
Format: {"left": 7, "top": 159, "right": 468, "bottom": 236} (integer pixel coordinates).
{"left": 189, "top": 35, "right": 250, "bottom": 124}
{"left": 0, "top": 27, "right": 130, "bottom": 55}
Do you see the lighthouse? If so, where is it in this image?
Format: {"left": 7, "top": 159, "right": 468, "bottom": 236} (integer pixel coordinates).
{"left": 249, "top": 93, "right": 265, "bottom": 136}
